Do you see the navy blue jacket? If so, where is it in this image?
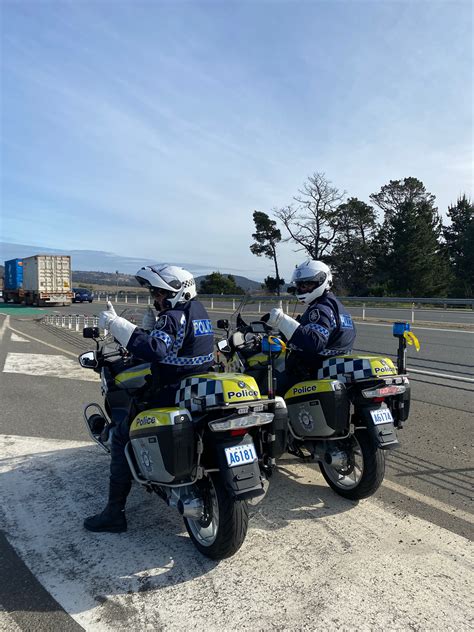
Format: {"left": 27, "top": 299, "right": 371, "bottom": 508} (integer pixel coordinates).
{"left": 126, "top": 299, "right": 214, "bottom": 396}
{"left": 287, "top": 291, "right": 356, "bottom": 377}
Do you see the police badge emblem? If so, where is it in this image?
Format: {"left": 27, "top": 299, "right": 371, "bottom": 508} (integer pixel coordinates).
{"left": 309, "top": 309, "right": 320, "bottom": 323}
{"left": 155, "top": 315, "right": 168, "bottom": 330}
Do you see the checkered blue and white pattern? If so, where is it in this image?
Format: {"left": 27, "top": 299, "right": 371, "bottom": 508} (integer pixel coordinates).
{"left": 317, "top": 357, "right": 374, "bottom": 383}
{"left": 307, "top": 323, "right": 330, "bottom": 339}
{"left": 150, "top": 329, "right": 173, "bottom": 349}
{"left": 176, "top": 377, "right": 224, "bottom": 411}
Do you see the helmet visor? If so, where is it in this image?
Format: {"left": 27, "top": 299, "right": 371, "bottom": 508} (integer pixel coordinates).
{"left": 148, "top": 265, "right": 182, "bottom": 290}
{"left": 295, "top": 271, "right": 327, "bottom": 293}
{"left": 149, "top": 286, "right": 170, "bottom": 299}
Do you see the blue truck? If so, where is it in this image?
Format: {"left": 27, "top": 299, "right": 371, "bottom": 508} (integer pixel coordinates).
{"left": 3, "top": 259, "right": 24, "bottom": 303}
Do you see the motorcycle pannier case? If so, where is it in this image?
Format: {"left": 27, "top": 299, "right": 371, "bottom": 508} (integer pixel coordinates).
{"left": 129, "top": 408, "right": 196, "bottom": 483}
{"left": 285, "top": 380, "right": 350, "bottom": 437}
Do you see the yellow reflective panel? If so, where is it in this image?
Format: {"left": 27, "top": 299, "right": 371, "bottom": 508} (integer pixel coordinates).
{"left": 130, "top": 408, "right": 186, "bottom": 432}
{"left": 220, "top": 374, "right": 261, "bottom": 403}
{"left": 368, "top": 357, "right": 397, "bottom": 376}
{"left": 247, "top": 353, "right": 268, "bottom": 367}
{"left": 114, "top": 366, "right": 151, "bottom": 385}
{"left": 285, "top": 379, "right": 334, "bottom": 399}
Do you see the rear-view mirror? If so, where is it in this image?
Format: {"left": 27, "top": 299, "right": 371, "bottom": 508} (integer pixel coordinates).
{"left": 217, "top": 319, "right": 229, "bottom": 330}
{"left": 79, "top": 351, "right": 98, "bottom": 369}
{"left": 217, "top": 339, "right": 231, "bottom": 353}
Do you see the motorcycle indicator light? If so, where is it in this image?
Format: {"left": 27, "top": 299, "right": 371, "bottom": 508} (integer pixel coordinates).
{"left": 209, "top": 412, "right": 274, "bottom": 432}
{"left": 362, "top": 385, "right": 406, "bottom": 398}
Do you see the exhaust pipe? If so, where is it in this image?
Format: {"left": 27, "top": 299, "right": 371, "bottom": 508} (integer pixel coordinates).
{"left": 177, "top": 496, "right": 204, "bottom": 520}
{"left": 324, "top": 449, "right": 348, "bottom": 469}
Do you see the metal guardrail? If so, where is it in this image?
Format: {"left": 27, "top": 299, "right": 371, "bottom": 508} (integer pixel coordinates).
{"left": 91, "top": 292, "right": 474, "bottom": 309}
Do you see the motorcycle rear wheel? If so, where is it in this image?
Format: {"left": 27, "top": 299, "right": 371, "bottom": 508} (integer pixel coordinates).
{"left": 184, "top": 473, "right": 249, "bottom": 560}
{"left": 319, "top": 429, "right": 385, "bottom": 500}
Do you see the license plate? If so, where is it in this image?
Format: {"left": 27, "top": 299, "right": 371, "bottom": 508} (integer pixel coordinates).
{"left": 225, "top": 443, "right": 257, "bottom": 468}
{"left": 370, "top": 408, "right": 394, "bottom": 425}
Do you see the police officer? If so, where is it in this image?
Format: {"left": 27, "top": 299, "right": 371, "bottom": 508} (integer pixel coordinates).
{"left": 84, "top": 264, "right": 214, "bottom": 533}
{"left": 267, "top": 260, "right": 356, "bottom": 384}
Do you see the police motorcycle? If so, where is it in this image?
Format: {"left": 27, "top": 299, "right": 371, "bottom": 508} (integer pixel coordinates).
{"left": 216, "top": 302, "right": 420, "bottom": 501}
{"left": 78, "top": 308, "right": 283, "bottom": 560}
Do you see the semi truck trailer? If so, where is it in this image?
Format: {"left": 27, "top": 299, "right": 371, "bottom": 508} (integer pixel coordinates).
{"left": 3, "top": 255, "right": 74, "bottom": 306}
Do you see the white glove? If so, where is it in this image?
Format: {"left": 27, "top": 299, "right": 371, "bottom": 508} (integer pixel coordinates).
{"left": 141, "top": 307, "right": 157, "bottom": 330}
{"left": 267, "top": 307, "right": 300, "bottom": 341}
{"left": 98, "top": 301, "right": 136, "bottom": 347}
{"left": 98, "top": 301, "right": 117, "bottom": 330}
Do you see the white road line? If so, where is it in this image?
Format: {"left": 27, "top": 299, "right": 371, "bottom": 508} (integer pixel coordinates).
{"left": 0, "top": 434, "right": 471, "bottom": 631}
{"left": 10, "top": 333, "right": 29, "bottom": 343}
{"left": 408, "top": 367, "right": 474, "bottom": 383}
{"left": 354, "top": 320, "right": 474, "bottom": 334}
{"left": 7, "top": 324, "right": 79, "bottom": 357}
{"left": 383, "top": 478, "right": 474, "bottom": 524}
{"left": 3, "top": 353, "right": 99, "bottom": 381}
{"left": 0, "top": 315, "right": 10, "bottom": 342}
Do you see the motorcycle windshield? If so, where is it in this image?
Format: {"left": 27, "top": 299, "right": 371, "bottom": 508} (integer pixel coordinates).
{"left": 117, "top": 306, "right": 149, "bottom": 325}
{"left": 229, "top": 296, "right": 298, "bottom": 329}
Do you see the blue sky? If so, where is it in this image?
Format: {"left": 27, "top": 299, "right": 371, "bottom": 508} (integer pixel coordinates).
{"left": 1, "top": 0, "right": 472, "bottom": 279}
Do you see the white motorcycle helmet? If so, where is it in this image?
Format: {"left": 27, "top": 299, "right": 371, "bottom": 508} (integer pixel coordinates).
{"left": 290, "top": 259, "right": 333, "bottom": 304}
{"left": 135, "top": 264, "right": 197, "bottom": 309}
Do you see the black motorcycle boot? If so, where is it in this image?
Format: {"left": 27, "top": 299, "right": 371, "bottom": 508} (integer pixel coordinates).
{"left": 83, "top": 481, "right": 132, "bottom": 533}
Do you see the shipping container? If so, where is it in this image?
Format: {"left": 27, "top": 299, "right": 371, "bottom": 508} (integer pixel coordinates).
{"left": 19, "top": 255, "right": 73, "bottom": 306}
{"left": 4, "top": 259, "right": 23, "bottom": 290}
{"left": 3, "top": 254, "right": 73, "bottom": 305}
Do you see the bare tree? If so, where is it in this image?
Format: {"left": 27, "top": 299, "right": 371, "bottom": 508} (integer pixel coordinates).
{"left": 275, "top": 172, "right": 345, "bottom": 260}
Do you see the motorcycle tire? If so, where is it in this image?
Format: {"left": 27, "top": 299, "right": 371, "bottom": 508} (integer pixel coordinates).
{"left": 184, "top": 473, "right": 249, "bottom": 560}
{"left": 319, "top": 429, "right": 385, "bottom": 500}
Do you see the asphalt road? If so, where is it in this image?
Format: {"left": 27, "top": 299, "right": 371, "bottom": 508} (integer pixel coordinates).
{"left": 0, "top": 309, "right": 472, "bottom": 631}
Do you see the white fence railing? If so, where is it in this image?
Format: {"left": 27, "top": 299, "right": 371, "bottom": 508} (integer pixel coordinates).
{"left": 91, "top": 292, "right": 474, "bottom": 309}
{"left": 43, "top": 313, "right": 99, "bottom": 331}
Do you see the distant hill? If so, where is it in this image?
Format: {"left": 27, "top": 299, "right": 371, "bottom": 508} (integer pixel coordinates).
{"left": 72, "top": 270, "right": 262, "bottom": 292}
{"left": 0, "top": 264, "right": 262, "bottom": 292}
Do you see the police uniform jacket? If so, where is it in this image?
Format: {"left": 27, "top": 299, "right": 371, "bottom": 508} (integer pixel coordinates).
{"left": 126, "top": 299, "right": 214, "bottom": 403}
{"left": 287, "top": 291, "right": 356, "bottom": 377}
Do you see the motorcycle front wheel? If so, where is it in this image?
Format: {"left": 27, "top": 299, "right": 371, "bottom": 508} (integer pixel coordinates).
{"left": 184, "top": 473, "right": 249, "bottom": 560}
{"left": 319, "top": 429, "right": 385, "bottom": 500}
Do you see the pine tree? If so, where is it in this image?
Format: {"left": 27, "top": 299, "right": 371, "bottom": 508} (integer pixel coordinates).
{"left": 330, "top": 197, "right": 377, "bottom": 294}
{"left": 370, "top": 178, "right": 450, "bottom": 297}
{"left": 443, "top": 195, "right": 474, "bottom": 297}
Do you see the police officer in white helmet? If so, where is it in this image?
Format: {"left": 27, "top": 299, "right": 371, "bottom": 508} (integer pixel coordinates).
{"left": 84, "top": 264, "right": 214, "bottom": 534}
{"left": 267, "top": 259, "right": 356, "bottom": 383}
